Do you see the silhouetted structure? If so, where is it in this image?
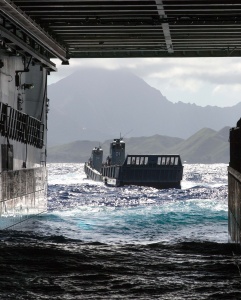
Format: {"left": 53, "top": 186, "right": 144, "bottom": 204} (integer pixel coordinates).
{"left": 228, "top": 118, "right": 241, "bottom": 244}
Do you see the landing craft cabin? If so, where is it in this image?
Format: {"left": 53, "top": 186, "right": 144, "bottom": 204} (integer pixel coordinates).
{"left": 85, "top": 138, "right": 183, "bottom": 189}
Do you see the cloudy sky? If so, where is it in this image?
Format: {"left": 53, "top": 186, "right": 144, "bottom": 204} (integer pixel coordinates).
{"left": 49, "top": 57, "right": 241, "bottom": 108}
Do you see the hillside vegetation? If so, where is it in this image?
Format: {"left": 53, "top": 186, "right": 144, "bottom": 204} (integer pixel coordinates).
{"left": 47, "top": 127, "right": 230, "bottom": 164}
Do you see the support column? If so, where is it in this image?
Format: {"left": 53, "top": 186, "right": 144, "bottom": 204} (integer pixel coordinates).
{"left": 228, "top": 166, "right": 241, "bottom": 243}
{"left": 228, "top": 118, "right": 241, "bottom": 244}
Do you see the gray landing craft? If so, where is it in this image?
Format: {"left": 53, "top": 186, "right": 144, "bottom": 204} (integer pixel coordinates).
{"left": 84, "top": 138, "right": 183, "bottom": 189}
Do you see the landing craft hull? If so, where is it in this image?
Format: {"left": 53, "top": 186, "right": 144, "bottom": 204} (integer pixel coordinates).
{"left": 84, "top": 163, "right": 102, "bottom": 182}
{"left": 85, "top": 153, "right": 183, "bottom": 189}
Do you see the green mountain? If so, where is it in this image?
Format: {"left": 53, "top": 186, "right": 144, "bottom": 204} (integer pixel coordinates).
{"left": 170, "top": 127, "right": 230, "bottom": 163}
{"left": 47, "top": 127, "right": 230, "bottom": 164}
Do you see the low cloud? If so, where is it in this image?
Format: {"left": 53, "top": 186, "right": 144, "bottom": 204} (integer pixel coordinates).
{"left": 51, "top": 57, "right": 241, "bottom": 86}
{"left": 49, "top": 57, "right": 241, "bottom": 107}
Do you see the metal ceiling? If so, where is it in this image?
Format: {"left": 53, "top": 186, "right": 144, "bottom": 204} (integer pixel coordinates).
{"left": 2, "top": 0, "right": 241, "bottom": 63}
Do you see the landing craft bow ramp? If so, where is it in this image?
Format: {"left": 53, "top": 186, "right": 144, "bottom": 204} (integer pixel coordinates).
{"left": 1, "top": 1, "right": 241, "bottom": 243}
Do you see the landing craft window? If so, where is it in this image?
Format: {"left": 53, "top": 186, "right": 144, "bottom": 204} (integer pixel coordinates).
{"left": 127, "top": 156, "right": 133, "bottom": 165}
{"left": 127, "top": 156, "right": 148, "bottom": 165}
{"left": 161, "top": 157, "right": 166, "bottom": 165}
{"left": 140, "top": 157, "right": 144, "bottom": 165}
{"left": 175, "top": 157, "right": 179, "bottom": 165}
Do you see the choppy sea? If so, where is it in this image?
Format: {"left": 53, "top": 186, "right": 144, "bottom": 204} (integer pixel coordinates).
{"left": 0, "top": 163, "right": 241, "bottom": 300}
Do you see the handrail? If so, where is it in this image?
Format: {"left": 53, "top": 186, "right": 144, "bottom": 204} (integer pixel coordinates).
{"left": 0, "top": 102, "right": 44, "bottom": 148}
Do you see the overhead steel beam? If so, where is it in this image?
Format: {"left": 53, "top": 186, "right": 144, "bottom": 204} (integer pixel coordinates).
{"left": 0, "top": 25, "right": 57, "bottom": 70}
{"left": 0, "top": 0, "right": 68, "bottom": 62}
{"left": 155, "top": 0, "right": 174, "bottom": 54}
{"left": 68, "top": 48, "right": 241, "bottom": 58}
{"left": 7, "top": 0, "right": 241, "bottom": 59}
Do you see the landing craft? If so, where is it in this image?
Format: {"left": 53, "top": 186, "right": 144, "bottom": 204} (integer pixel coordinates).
{"left": 84, "top": 138, "right": 183, "bottom": 189}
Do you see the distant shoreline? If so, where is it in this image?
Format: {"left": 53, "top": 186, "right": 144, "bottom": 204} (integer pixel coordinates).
{"left": 47, "top": 128, "right": 229, "bottom": 164}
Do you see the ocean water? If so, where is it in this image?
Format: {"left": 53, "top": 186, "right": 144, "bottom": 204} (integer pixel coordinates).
{"left": 0, "top": 163, "right": 241, "bottom": 300}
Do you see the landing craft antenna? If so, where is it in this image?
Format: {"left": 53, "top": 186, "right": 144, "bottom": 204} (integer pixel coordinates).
{"left": 122, "top": 129, "right": 133, "bottom": 139}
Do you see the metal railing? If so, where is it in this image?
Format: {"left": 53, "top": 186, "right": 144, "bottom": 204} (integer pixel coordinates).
{"left": 0, "top": 102, "right": 44, "bottom": 148}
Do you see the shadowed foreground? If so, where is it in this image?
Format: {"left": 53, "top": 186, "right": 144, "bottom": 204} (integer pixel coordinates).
{"left": 0, "top": 233, "right": 240, "bottom": 300}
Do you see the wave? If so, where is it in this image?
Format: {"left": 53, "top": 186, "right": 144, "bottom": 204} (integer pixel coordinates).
{"left": 0, "top": 164, "right": 234, "bottom": 299}
{"left": 0, "top": 229, "right": 240, "bottom": 300}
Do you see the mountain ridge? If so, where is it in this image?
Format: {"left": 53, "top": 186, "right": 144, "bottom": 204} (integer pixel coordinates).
{"left": 47, "top": 126, "right": 230, "bottom": 164}
{"left": 47, "top": 68, "right": 239, "bottom": 146}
